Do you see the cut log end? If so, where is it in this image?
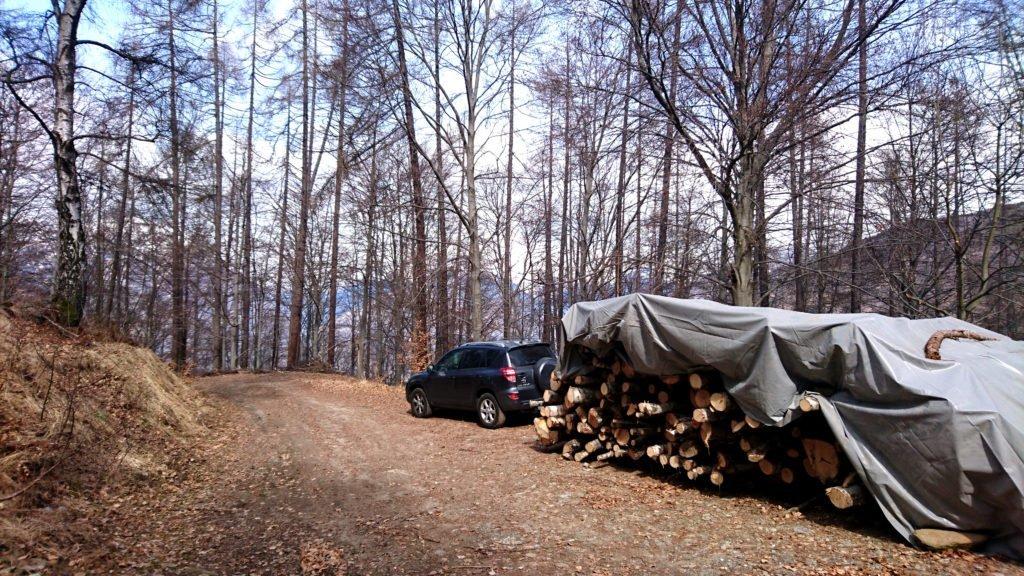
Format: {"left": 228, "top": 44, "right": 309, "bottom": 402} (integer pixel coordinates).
{"left": 798, "top": 396, "right": 820, "bottom": 412}
{"left": 913, "top": 528, "right": 989, "bottom": 550}
{"left": 825, "top": 484, "right": 864, "bottom": 509}
{"left": 688, "top": 373, "right": 703, "bottom": 389}
{"left": 709, "top": 392, "right": 732, "bottom": 412}
{"left": 661, "top": 374, "right": 681, "bottom": 386}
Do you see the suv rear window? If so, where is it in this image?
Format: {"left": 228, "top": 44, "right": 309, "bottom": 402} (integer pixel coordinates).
{"left": 508, "top": 345, "right": 554, "bottom": 366}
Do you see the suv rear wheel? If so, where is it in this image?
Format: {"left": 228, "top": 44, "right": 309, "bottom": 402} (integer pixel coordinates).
{"left": 476, "top": 393, "right": 506, "bottom": 429}
{"left": 409, "top": 388, "right": 432, "bottom": 418}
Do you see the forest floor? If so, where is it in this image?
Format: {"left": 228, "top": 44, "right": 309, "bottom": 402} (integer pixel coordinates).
{"left": 90, "top": 372, "right": 1022, "bottom": 576}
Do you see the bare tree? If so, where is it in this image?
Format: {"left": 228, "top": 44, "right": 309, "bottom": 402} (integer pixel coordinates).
{"left": 621, "top": 0, "right": 907, "bottom": 306}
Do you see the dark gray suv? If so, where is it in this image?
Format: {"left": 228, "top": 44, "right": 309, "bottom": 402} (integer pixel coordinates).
{"left": 405, "top": 341, "right": 556, "bottom": 428}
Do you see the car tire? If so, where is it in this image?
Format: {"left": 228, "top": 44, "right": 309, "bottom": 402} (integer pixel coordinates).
{"left": 409, "top": 387, "right": 432, "bottom": 418}
{"left": 476, "top": 393, "right": 506, "bottom": 429}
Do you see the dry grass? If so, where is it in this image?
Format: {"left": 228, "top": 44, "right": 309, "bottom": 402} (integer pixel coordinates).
{"left": 0, "top": 313, "right": 205, "bottom": 570}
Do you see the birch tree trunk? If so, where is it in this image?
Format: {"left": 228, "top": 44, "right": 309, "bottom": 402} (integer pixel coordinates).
{"left": 51, "top": 0, "right": 88, "bottom": 327}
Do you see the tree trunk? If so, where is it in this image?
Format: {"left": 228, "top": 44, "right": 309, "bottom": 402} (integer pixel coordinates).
{"left": 51, "top": 0, "right": 88, "bottom": 327}
{"left": 614, "top": 46, "right": 632, "bottom": 297}
{"left": 850, "top": 0, "right": 867, "bottom": 313}
{"left": 0, "top": 103, "right": 19, "bottom": 305}
{"left": 731, "top": 157, "right": 760, "bottom": 308}
{"left": 502, "top": 23, "right": 516, "bottom": 339}
{"left": 327, "top": 0, "right": 349, "bottom": 369}
{"left": 239, "top": 1, "right": 257, "bottom": 369}
{"left": 168, "top": 1, "right": 187, "bottom": 367}
{"left": 225, "top": 150, "right": 238, "bottom": 368}
{"left": 542, "top": 98, "right": 554, "bottom": 343}
{"left": 118, "top": 164, "right": 136, "bottom": 324}
{"left": 272, "top": 110, "right": 292, "bottom": 369}
{"left": 557, "top": 44, "right": 570, "bottom": 335}
{"left": 653, "top": 0, "right": 682, "bottom": 295}
{"left": 357, "top": 135, "right": 379, "bottom": 378}
{"left": 391, "top": 0, "right": 429, "bottom": 369}
{"left": 286, "top": 0, "right": 312, "bottom": 368}
{"left": 790, "top": 124, "right": 806, "bottom": 311}
{"left": 465, "top": 138, "right": 482, "bottom": 341}
{"left": 433, "top": 3, "right": 449, "bottom": 356}
{"left": 106, "top": 64, "right": 135, "bottom": 325}
{"left": 211, "top": 0, "right": 225, "bottom": 370}
{"left": 91, "top": 141, "right": 106, "bottom": 321}
{"left": 634, "top": 122, "right": 643, "bottom": 293}
{"left": 755, "top": 177, "right": 769, "bottom": 305}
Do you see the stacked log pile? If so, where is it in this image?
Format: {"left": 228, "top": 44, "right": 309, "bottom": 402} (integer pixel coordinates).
{"left": 534, "top": 350, "right": 863, "bottom": 508}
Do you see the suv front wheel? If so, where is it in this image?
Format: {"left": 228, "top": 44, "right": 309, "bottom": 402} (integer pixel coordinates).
{"left": 476, "top": 393, "right": 506, "bottom": 429}
{"left": 409, "top": 388, "right": 432, "bottom": 418}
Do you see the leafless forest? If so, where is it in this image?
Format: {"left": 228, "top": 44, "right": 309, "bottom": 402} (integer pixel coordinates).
{"left": 1, "top": 0, "right": 1021, "bottom": 382}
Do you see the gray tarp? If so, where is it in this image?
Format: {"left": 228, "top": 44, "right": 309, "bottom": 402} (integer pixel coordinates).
{"left": 558, "top": 293, "right": 1024, "bottom": 557}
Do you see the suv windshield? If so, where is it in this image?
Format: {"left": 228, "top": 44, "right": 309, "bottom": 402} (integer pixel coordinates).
{"left": 508, "top": 344, "right": 553, "bottom": 366}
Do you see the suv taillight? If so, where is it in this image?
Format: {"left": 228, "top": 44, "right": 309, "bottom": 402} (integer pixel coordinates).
{"left": 500, "top": 366, "right": 516, "bottom": 383}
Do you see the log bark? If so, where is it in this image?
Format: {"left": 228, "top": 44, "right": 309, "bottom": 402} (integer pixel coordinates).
{"left": 540, "top": 404, "right": 567, "bottom": 418}
{"left": 637, "top": 401, "right": 673, "bottom": 417}
{"left": 923, "top": 329, "right": 994, "bottom": 360}
{"left": 561, "top": 439, "right": 581, "bottom": 459}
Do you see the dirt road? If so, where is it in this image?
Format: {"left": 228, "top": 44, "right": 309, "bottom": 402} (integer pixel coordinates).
{"left": 99, "top": 372, "right": 1021, "bottom": 575}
